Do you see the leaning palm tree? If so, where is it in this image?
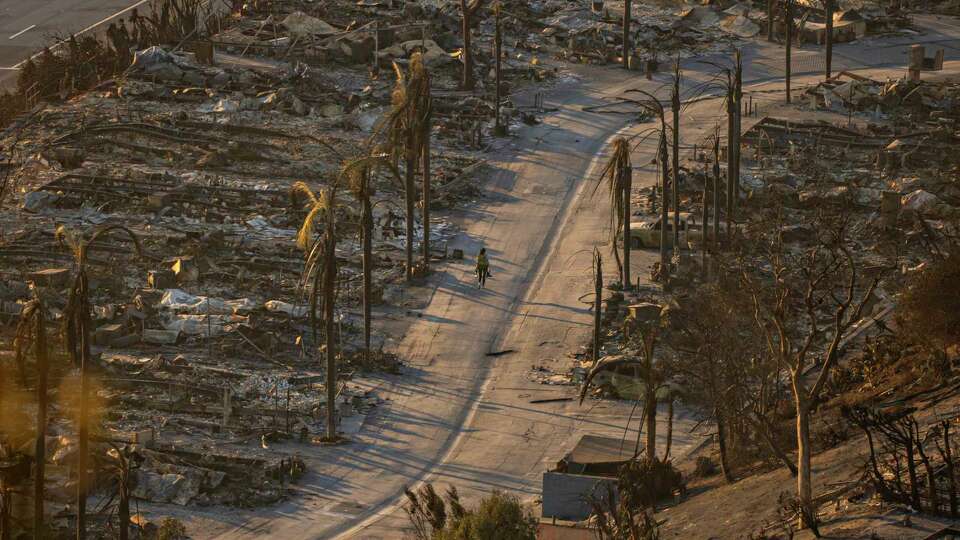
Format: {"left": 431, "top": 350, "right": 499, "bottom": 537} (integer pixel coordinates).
{"left": 13, "top": 295, "right": 49, "bottom": 539}
{"left": 595, "top": 137, "right": 632, "bottom": 289}
{"left": 378, "top": 54, "right": 432, "bottom": 281}
{"left": 58, "top": 224, "right": 142, "bottom": 540}
{"left": 292, "top": 182, "right": 339, "bottom": 441}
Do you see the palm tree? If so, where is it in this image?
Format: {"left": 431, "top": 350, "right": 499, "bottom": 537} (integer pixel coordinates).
{"left": 58, "top": 224, "right": 142, "bottom": 540}
{"left": 378, "top": 54, "right": 432, "bottom": 281}
{"left": 13, "top": 295, "right": 49, "bottom": 540}
{"left": 625, "top": 88, "right": 671, "bottom": 278}
{"left": 341, "top": 152, "right": 403, "bottom": 365}
{"left": 460, "top": 0, "right": 488, "bottom": 90}
{"left": 292, "top": 182, "right": 339, "bottom": 441}
{"left": 595, "top": 137, "right": 632, "bottom": 289}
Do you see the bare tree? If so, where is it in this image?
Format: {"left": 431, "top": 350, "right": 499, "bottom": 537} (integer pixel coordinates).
{"left": 746, "top": 217, "right": 878, "bottom": 529}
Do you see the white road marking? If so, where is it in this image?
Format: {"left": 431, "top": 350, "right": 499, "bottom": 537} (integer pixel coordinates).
{"left": 9, "top": 24, "right": 37, "bottom": 40}
{"left": 11, "top": 0, "right": 152, "bottom": 68}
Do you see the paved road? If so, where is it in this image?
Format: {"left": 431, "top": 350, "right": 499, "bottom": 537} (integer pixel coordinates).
{"left": 0, "top": 0, "right": 147, "bottom": 87}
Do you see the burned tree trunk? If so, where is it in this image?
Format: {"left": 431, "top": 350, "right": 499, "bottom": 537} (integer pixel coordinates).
{"left": 645, "top": 390, "right": 657, "bottom": 462}
{"left": 701, "top": 158, "right": 709, "bottom": 275}
{"left": 34, "top": 302, "right": 49, "bottom": 540}
{"left": 75, "top": 272, "right": 92, "bottom": 540}
{"left": 421, "top": 110, "right": 432, "bottom": 270}
{"left": 939, "top": 421, "right": 958, "bottom": 517}
{"left": 665, "top": 398, "right": 674, "bottom": 460}
{"left": 622, "top": 0, "right": 631, "bottom": 69}
{"left": 593, "top": 250, "right": 602, "bottom": 362}
{"left": 825, "top": 0, "right": 834, "bottom": 79}
{"left": 404, "top": 129, "right": 417, "bottom": 281}
{"left": 460, "top": 0, "right": 486, "bottom": 91}
{"left": 725, "top": 85, "right": 735, "bottom": 244}
{"left": 658, "top": 130, "right": 670, "bottom": 276}
{"left": 324, "top": 221, "right": 338, "bottom": 441}
{"left": 785, "top": 0, "right": 793, "bottom": 103}
{"left": 622, "top": 166, "right": 632, "bottom": 290}
{"left": 671, "top": 61, "right": 681, "bottom": 253}
{"left": 768, "top": 0, "right": 776, "bottom": 41}
{"left": 712, "top": 133, "right": 721, "bottom": 253}
{"left": 733, "top": 51, "right": 742, "bottom": 218}
{"left": 361, "top": 180, "right": 373, "bottom": 365}
{"left": 717, "top": 411, "right": 735, "bottom": 483}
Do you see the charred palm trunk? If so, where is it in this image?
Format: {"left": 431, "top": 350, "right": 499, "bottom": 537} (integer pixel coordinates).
{"left": 76, "top": 272, "right": 91, "bottom": 540}
{"left": 593, "top": 251, "right": 602, "bottom": 362}
{"left": 712, "top": 134, "right": 720, "bottom": 253}
{"left": 825, "top": 0, "right": 834, "bottom": 79}
{"left": 733, "top": 51, "right": 742, "bottom": 220}
{"left": 671, "top": 63, "right": 681, "bottom": 252}
{"left": 658, "top": 129, "right": 669, "bottom": 276}
{"left": 325, "top": 224, "right": 338, "bottom": 440}
{"left": 701, "top": 161, "right": 709, "bottom": 276}
{"left": 404, "top": 131, "right": 416, "bottom": 281}
{"left": 493, "top": 4, "right": 505, "bottom": 135}
{"left": 665, "top": 398, "right": 674, "bottom": 460}
{"left": 767, "top": 0, "right": 775, "bottom": 41}
{"left": 34, "top": 303, "right": 49, "bottom": 540}
{"left": 622, "top": 0, "right": 631, "bottom": 68}
{"left": 461, "top": 0, "right": 482, "bottom": 91}
{"left": 622, "top": 166, "right": 632, "bottom": 290}
{"left": 361, "top": 182, "right": 373, "bottom": 365}
{"left": 725, "top": 83, "right": 735, "bottom": 244}
{"left": 421, "top": 114, "right": 432, "bottom": 270}
{"left": 785, "top": 0, "right": 793, "bottom": 103}
{"left": 118, "top": 462, "right": 130, "bottom": 540}
{"left": 645, "top": 384, "right": 657, "bottom": 462}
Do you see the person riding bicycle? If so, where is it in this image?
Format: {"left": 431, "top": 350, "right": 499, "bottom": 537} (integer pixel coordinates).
{"left": 476, "top": 248, "right": 490, "bottom": 288}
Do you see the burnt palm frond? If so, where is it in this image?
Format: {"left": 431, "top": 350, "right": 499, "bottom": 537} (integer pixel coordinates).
{"left": 595, "top": 137, "right": 632, "bottom": 244}
{"left": 292, "top": 181, "right": 332, "bottom": 251}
